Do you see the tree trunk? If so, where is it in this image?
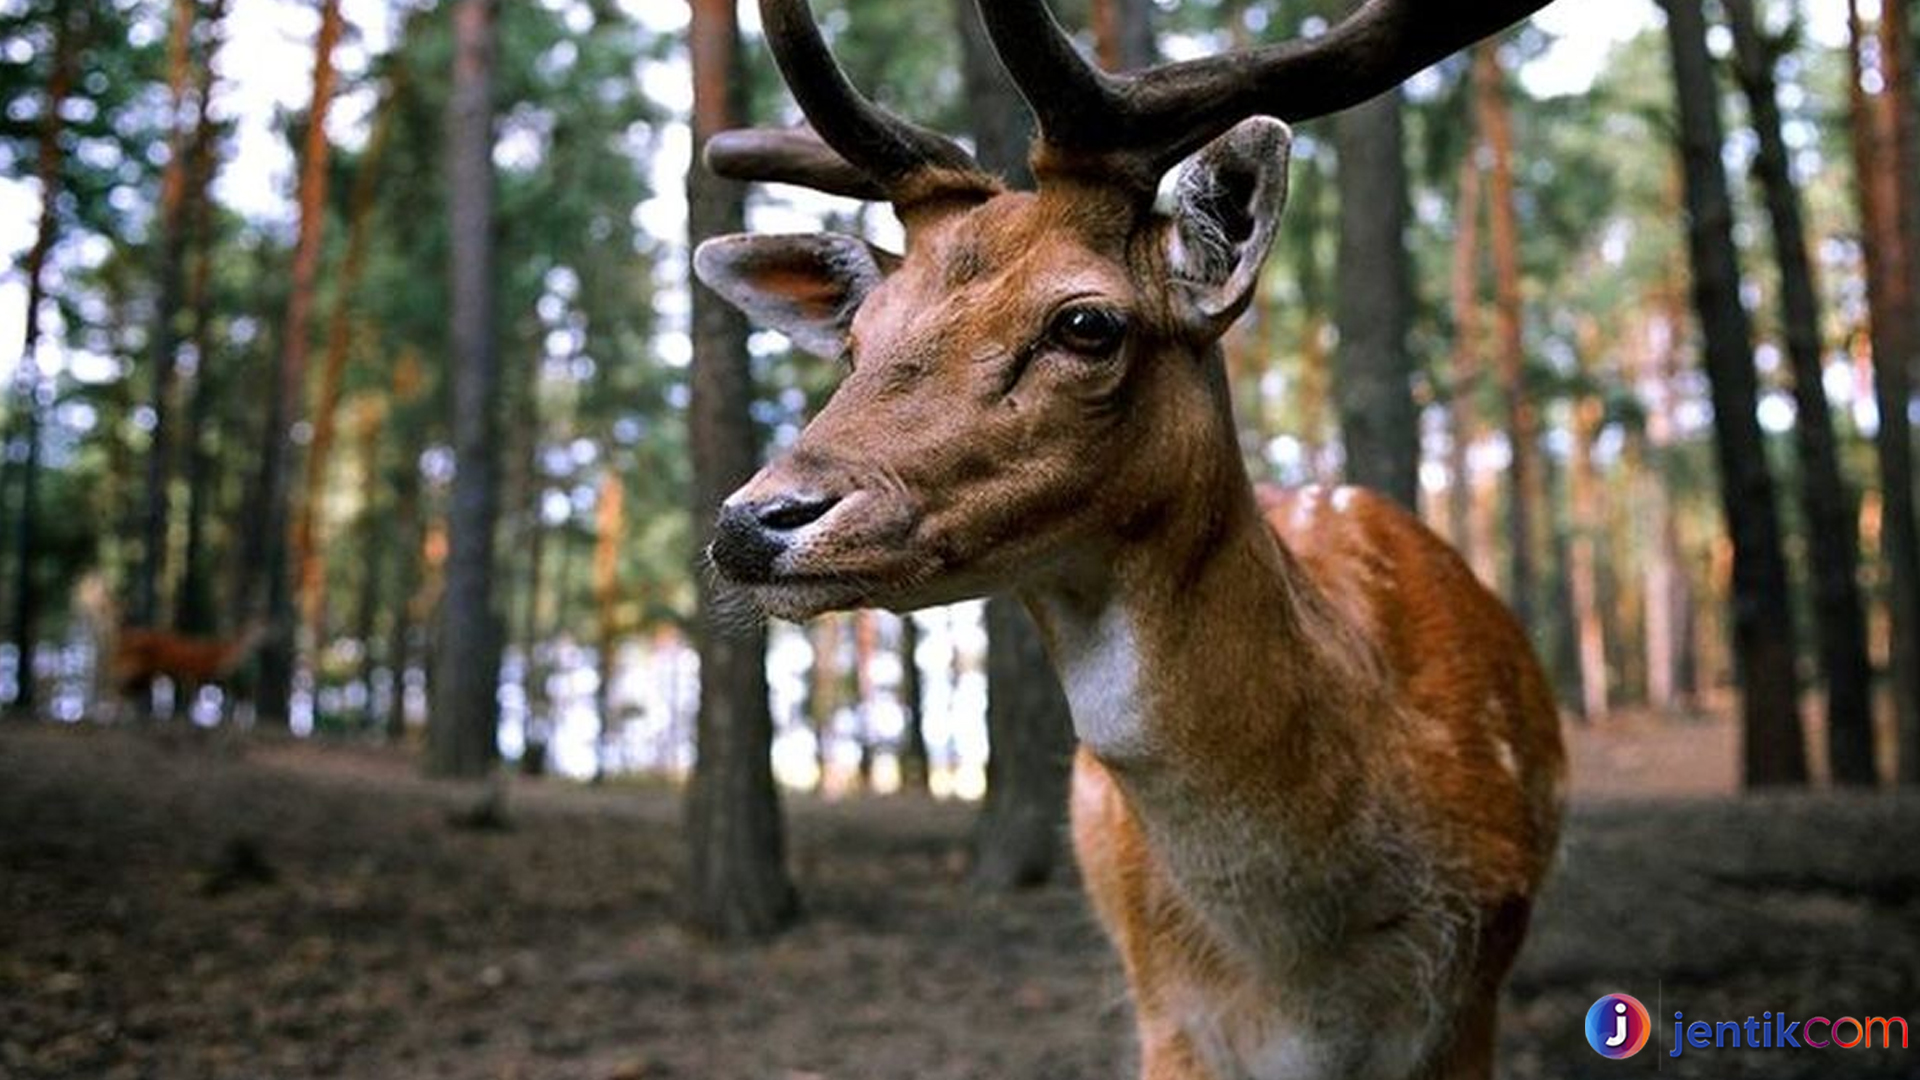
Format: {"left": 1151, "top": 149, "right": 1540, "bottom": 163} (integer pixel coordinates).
{"left": 350, "top": 400, "right": 385, "bottom": 729}
{"left": 1878, "top": 0, "right": 1920, "bottom": 783}
{"left": 897, "top": 613, "right": 930, "bottom": 794}
{"left": 297, "top": 79, "right": 396, "bottom": 656}
{"left": 1849, "top": 0, "right": 1920, "bottom": 786}
{"left": 243, "top": 0, "right": 343, "bottom": 726}
{"left": 1091, "top": 0, "right": 1154, "bottom": 71}
{"left": 516, "top": 461, "right": 550, "bottom": 776}
{"left": 136, "top": 0, "right": 198, "bottom": 640}
{"left": 1727, "top": 0, "right": 1875, "bottom": 783}
{"left": 1568, "top": 328, "right": 1608, "bottom": 722}
{"left": 1332, "top": 88, "right": 1419, "bottom": 509}
{"left": 1448, "top": 141, "right": 1483, "bottom": 561}
{"left": 175, "top": 0, "right": 227, "bottom": 637}
{"left": 1661, "top": 0, "right": 1807, "bottom": 786}
{"left": 429, "top": 0, "right": 503, "bottom": 777}
{"left": 683, "top": 0, "right": 797, "bottom": 939}
{"left": 808, "top": 616, "right": 841, "bottom": 790}
{"left": 1473, "top": 43, "right": 1544, "bottom": 631}
{"left": 592, "top": 466, "right": 624, "bottom": 777}
{"left": 955, "top": 0, "right": 1077, "bottom": 888}
{"left": 974, "top": 596, "right": 1077, "bottom": 887}
{"left": 6, "top": 0, "right": 77, "bottom": 717}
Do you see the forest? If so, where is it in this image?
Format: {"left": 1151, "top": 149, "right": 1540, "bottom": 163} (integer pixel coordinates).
{"left": 2, "top": 0, "right": 1919, "bottom": 1077}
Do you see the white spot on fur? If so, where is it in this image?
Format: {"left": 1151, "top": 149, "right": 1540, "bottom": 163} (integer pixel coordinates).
{"left": 1052, "top": 602, "right": 1148, "bottom": 760}
{"left": 1494, "top": 736, "right": 1519, "bottom": 778}
{"left": 1331, "top": 485, "right": 1357, "bottom": 512}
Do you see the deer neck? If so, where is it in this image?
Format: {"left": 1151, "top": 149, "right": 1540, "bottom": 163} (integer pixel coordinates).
{"left": 1021, "top": 418, "right": 1399, "bottom": 873}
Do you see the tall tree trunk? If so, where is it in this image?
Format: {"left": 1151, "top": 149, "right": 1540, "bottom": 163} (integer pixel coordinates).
{"left": 1473, "top": 43, "right": 1543, "bottom": 630}
{"left": 1332, "top": 88, "right": 1419, "bottom": 509}
{"left": 6, "top": 0, "right": 77, "bottom": 717}
{"left": 1090, "top": 0, "right": 1154, "bottom": 71}
{"left": 955, "top": 0, "right": 1077, "bottom": 889}
{"left": 1661, "top": 0, "right": 1807, "bottom": 786}
{"left": 808, "top": 616, "right": 841, "bottom": 790}
{"left": 297, "top": 79, "right": 396, "bottom": 656}
{"left": 1637, "top": 286, "right": 1689, "bottom": 712}
{"left": 242, "top": 0, "right": 343, "bottom": 726}
{"left": 1880, "top": 0, "right": 1920, "bottom": 783}
{"left": 382, "top": 353, "right": 427, "bottom": 742}
{"left": 1568, "top": 326, "right": 1608, "bottom": 722}
{"left": 1448, "top": 142, "right": 1483, "bottom": 562}
{"left": 1849, "top": 0, "right": 1920, "bottom": 786}
{"left": 430, "top": 0, "right": 504, "bottom": 777}
{"left": 515, "top": 462, "right": 550, "bottom": 776}
{"left": 350, "top": 400, "right": 385, "bottom": 729}
{"left": 136, "top": 0, "right": 198, "bottom": 639}
{"left": 592, "top": 466, "right": 623, "bottom": 778}
{"left": 175, "top": 0, "right": 227, "bottom": 638}
{"left": 684, "top": 0, "right": 797, "bottom": 939}
{"left": 853, "top": 610, "right": 878, "bottom": 791}
{"left": 1728, "top": 0, "right": 1876, "bottom": 783}
{"left": 897, "top": 612, "right": 929, "bottom": 794}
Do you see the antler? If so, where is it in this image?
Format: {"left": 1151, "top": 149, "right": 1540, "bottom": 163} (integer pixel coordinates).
{"left": 977, "top": 0, "right": 1554, "bottom": 187}
{"left": 704, "top": 0, "right": 994, "bottom": 204}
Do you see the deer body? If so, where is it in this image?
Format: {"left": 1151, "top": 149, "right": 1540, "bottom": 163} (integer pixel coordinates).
{"left": 693, "top": 2, "right": 1563, "bottom": 1076}
{"left": 1055, "top": 481, "right": 1561, "bottom": 1079}
{"left": 110, "top": 624, "right": 264, "bottom": 704}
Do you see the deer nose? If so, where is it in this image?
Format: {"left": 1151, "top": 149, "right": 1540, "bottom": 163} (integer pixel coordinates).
{"left": 753, "top": 491, "right": 840, "bottom": 531}
{"left": 709, "top": 492, "right": 842, "bottom": 583}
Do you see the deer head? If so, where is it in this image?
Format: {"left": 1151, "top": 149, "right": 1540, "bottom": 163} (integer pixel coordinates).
{"left": 696, "top": 0, "right": 1549, "bottom": 620}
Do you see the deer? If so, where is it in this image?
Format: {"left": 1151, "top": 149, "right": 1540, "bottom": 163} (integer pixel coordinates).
{"left": 108, "top": 621, "right": 267, "bottom": 717}
{"left": 694, "top": 1, "right": 1566, "bottom": 1076}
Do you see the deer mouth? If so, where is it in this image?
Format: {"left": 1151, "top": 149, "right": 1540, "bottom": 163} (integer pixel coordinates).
{"left": 709, "top": 488, "right": 934, "bottom": 620}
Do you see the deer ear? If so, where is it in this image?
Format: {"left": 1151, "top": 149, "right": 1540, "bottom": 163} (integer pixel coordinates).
{"left": 693, "top": 233, "right": 897, "bottom": 359}
{"left": 1164, "top": 117, "right": 1291, "bottom": 335}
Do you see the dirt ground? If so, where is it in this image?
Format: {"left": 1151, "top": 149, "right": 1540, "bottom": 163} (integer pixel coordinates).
{"left": 2, "top": 714, "right": 1916, "bottom": 1080}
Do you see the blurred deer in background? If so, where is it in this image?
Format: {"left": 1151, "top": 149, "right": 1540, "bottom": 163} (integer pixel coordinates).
{"left": 696, "top": 0, "right": 1566, "bottom": 1076}
{"left": 107, "top": 618, "right": 266, "bottom": 720}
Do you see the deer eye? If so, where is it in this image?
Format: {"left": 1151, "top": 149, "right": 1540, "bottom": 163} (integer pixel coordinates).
{"left": 1047, "top": 305, "right": 1127, "bottom": 358}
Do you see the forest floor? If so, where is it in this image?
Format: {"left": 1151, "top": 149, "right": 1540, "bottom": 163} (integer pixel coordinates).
{"left": 2, "top": 711, "right": 1918, "bottom": 1080}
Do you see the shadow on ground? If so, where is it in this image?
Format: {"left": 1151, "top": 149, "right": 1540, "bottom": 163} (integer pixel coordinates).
{"left": 1, "top": 723, "right": 1914, "bottom": 1079}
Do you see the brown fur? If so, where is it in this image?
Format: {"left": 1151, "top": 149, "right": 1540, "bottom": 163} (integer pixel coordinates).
{"left": 110, "top": 624, "right": 265, "bottom": 705}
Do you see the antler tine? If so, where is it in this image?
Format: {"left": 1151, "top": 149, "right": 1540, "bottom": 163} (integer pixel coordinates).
{"left": 746, "top": 0, "right": 984, "bottom": 199}
{"left": 977, "top": 0, "right": 1553, "bottom": 185}
{"left": 705, "top": 125, "right": 888, "bottom": 200}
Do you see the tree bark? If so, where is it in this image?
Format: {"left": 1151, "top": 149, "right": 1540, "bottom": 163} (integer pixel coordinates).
{"left": 592, "top": 466, "right": 624, "bottom": 777}
{"left": 975, "top": 595, "right": 1077, "bottom": 887}
{"left": 897, "top": 613, "right": 930, "bottom": 794}
{"left": 297, "top": 78, "right": 396, "bottom": 657}
{"left": 683, "top": 0, "right": 797, "bottom": 939}
{"left": 136, "top": 0, "right": 198, "bottom": 639}
{"left": 243, "top": 0, "right": 343, "bottom": 726}
{"left": 1568, "top": 327, "right": 1608, "bottom": 722}
{"left": 1332, "top": 88, "right": 1419, "bottom": 510}
{"left": 807, "top": 616, "right": 841, "bottom": 790}
{"left": 175, "top": 0, "right": 227, "bottom": 638}
{"left": 955, "top": 0, "right": 1077, "bottom": 888}
{"left": 1473, "top": 43, "right": 1544, "bottom": 631}
{"left": 5, "top": 0, "right": 77, "bottom": 717}
{"left": 1448, "top": 141, "right": 1483, "bottom": 562}
{"left": 1849, "top": 0, "right": 1920, "bottom": 786}
{"left": 1727, "top": 0, "right": 1875, "bottom": 783}
{"left": 429, "top": 0, "right": 503, "bottom": 777}
{"left": 1661, "top": 0, "right": 1807, "bottom": 786}
{"left": 1879, "top": 0, "right": 1920, "bottom": 783}
{"left": 350, "top": 401, "right": 385, "bottom": 729}
{"left": 1091, "top": 0, "right": 1154, "bottom": 72}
